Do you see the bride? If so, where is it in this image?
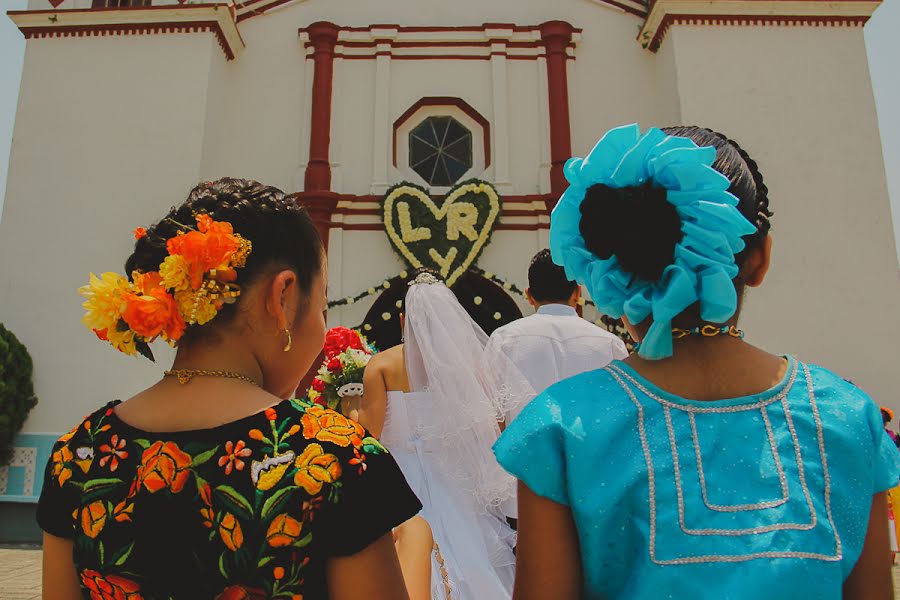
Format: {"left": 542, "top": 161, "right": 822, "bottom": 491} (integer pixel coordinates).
{"left": 343, "top": 269, "right": 534, "bottom": 600}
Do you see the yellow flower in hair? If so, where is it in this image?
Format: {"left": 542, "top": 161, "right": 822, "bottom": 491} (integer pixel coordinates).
{"left": 80, "top": 272, "right": 130, "bottom": 335}
{"left": 159, "top": 255, "right": 191, "bottom": 292}
{"left": 175, "top": 290, "right": 217, "bottom": 326}
{"left": 107, "top": 328, "right": 137, "bottom": 355}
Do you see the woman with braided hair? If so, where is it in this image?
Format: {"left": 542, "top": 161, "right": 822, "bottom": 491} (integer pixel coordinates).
{"left": 494, "top": 125, "right": 899, "bottom": 599}
{"left": 39, "top": 178, "right": 421, "bottom": 599}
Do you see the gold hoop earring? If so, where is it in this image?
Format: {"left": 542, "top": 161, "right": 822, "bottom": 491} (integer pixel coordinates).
{"left": 282, "top": 328, "right": 292, "bottom": 352}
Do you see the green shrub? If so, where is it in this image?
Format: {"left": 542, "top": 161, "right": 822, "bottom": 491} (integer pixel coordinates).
{"left": 0, "top": 324, "right": 38, "bottom": 466}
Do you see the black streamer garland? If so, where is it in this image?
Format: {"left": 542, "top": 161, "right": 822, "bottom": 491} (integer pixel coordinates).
{"left": 328, "top": 267, "right": 635, "bottom": 351}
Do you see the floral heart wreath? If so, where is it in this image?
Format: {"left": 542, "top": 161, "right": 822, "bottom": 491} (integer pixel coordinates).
{"left": 80, "top": 214, "right": 252, "bottom": 360}
{"left": 307, "top": 327, "right": 377, "bottom": 410}
{"left": 550, "top": 124, "right": 757, "bottom": 359}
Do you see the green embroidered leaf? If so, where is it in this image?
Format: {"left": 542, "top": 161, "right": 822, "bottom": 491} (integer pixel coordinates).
{"left": 83, "top": 478, "right": 123, "bottom": 493}
{"left": 361, "top": 436, "right": 387, "bottom": 455}
{"left": 208, "top": 530, "right": 217, "bottom": 542}
{"left": 219, "top": 552, "right": 229, "bottom": 579}
{"left": 257, "top": 556, "right": 275, "bottom": 568}
{"left": 260, "top": 486, "right": 297, "bottom": 520}
{"left": 98, "top": 540, "right": 105, "bottom": 565}
{"left": 215, "top": 485, "right": 253, "bottom": 519}
{"left": 133, "top": 439, "right": 151, "bottom": 450}
{"left": 112, "top": 541, "right": 135, "bottom": 566}
{"left": 292, "top": 532, "right": 313, "bottom": 549}
{"left": 191, "top": 446, "right": 220, "bottom": 468}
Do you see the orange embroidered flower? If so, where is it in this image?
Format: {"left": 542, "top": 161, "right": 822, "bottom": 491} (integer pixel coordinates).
{"left": 200, "top": 506, "right": 216, "bottom": 529}
{"left": 248, "top": 429, "right": 266, "bottom": 442}
{"left": 99, "top": 435, "right": 128, "bottom": 472}
{"left": 266, "top": 513, "right": 303, "bottom": 548}
{"left": 215, "top": 586, "right": 267, "bottom": 600}
{"left": 133, "top": 227, "right": 147, "bottom": 240}
{"left": 301, "top": 407, "right": 365, "bottom": 448}
{"left": 81, "top": 569, "right": 142, "bottom": 600}
{"left": 138, "top": 441, "right": 192, "bottom": 494}
{"left": 112, "top": 499, "right": 133, "bottom": 523}
{"left": 81, "top": 501, "right": 108, "bottom": 539}
{"left": 199, "top": 481, "right": 213, "bottom": 506}
{"left": 122, "top": 272, "right": 185, "bottom": 342}
{"left": 273, "top": 566, "right": 285, "bottom": 580}
{"left": 265, "top": 407, "right": 277, "bottom": 421}
{"left": 294, "top": 443, "right": 342, "bottom": 495}
{"left": 219, "top": 512, "right": 243, "bottom": 551}
{"left": 218, "top": 440, "right": 251, "bottom": 475}
{"left": 51, "top": 445, "right": 74, "bottom": 486}
{"left": 349, "top": 448, "right": 367, "bottom": 475}
{"left": 285, "top": 424, "right": 302, "bottom": 437}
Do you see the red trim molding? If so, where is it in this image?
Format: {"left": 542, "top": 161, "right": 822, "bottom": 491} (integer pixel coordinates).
{"left": 392, "top": 97, "right": 491, "bottom": 170}
{"left": 540, "top": 21, "right": 576, "bottom": 205}
{"left": 9, "top": 4, "right": 244, "bottom": 60}
{"left": 299, "top": 22, "right": 581, "bottom": 62}
{"left": 639, "top": 0, "right": 880, "bottom": 52}
{"left": 294, "top": 191, "right": 340, "bottom": 250}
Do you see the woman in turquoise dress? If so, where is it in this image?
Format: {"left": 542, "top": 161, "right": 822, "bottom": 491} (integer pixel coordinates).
{"left": 493, "top": 125, "right": 900, "bottom": 599}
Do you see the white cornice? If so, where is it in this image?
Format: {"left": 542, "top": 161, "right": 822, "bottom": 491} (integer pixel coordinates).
{"left": 639, "top": 0, "right": 881, "bottom": 51}
{"left": 9, "top": 3, "right": 245, "bottom": 60}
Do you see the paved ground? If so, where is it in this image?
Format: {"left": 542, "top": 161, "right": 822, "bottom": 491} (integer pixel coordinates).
{"left": 3, "top": 546, "right": 900, "bottom": 598}
{"left": 0, "top": 547, "right": 41, "bottom": 600}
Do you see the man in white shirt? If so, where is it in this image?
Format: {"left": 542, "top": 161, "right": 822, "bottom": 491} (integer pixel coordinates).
{"left": 491, "top": 249, "right": 628, "bottom": 422}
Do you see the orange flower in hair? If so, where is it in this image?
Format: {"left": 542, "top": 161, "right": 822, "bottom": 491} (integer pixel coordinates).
{"left": 122, "top": 272, "right": 186, "bottom": 341}
{"left": 166, "top": 217, "right": 242, "bottom": 290}
{"left": 82, "top": 214, "right": 251, "bottom": 359}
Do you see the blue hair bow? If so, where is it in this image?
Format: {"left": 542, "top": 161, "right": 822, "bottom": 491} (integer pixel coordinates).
{"left": 549, "top": 124, "right": 757, "bottom": 359}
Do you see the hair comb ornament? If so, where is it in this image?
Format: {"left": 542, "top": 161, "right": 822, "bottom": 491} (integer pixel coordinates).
{"left": 408, "top": 271, "right": 442, "bottom": 287}
{"left": 80, "top": 213, "right": 252, "bottom": 360}
{"left": 549, "top": 124, "right": 757, "bottom": 360}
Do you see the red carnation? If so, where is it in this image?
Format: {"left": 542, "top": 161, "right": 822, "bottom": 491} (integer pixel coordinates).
{"left": 323, "top": 327, "right": 364, "bottom": 359}
{"left": 327, "top": 357, "right": 343, "bottom": 373}
{"left": 312, "top": 378, "right": 327, "bottom": 393}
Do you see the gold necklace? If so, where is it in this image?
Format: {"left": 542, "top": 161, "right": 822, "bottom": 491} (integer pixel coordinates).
{"left": 163, "top": 369, "right": 260, "bottom": 387}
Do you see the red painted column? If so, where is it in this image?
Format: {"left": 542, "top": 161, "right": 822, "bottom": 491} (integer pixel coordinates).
{"left": 540, "top": 21, "right": 576, "bottom": 207}
{"left": 304, "top": 21, "right": 339, "bottom": 192}
{"left": 297, "top": 21, "right": 341, "bottom": 251}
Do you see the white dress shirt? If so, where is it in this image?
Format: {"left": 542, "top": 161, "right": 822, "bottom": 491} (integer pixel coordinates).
{"left": 490, "top": 304, "right": 628, "bottom": 421}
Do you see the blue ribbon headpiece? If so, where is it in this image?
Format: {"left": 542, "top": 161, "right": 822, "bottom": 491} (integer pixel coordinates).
{"left": 549, "top": 124, "right": 757, "bottom": 359}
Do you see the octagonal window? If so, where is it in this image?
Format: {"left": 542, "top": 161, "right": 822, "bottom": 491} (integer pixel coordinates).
{"left": 409, "top": 116, "right": 473, "bottom": 187}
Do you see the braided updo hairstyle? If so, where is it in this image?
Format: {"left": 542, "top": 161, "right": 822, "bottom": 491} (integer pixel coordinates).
{"left": 578, "top": 126, "right": 772, "bottom": 283}
{"left": 125, "top": 178, "right": 324, "bottom": 342}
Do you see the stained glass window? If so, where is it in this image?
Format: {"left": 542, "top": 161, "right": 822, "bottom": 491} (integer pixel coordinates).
{"left": 409, "top": 116, "right": 473, "bottom": 187}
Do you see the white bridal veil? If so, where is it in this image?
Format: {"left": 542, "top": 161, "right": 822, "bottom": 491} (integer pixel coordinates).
{"left": 403, "top": 273, "right": 536, "bottom": 513}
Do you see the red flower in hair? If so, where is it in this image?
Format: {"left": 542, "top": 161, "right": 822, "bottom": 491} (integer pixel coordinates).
{"left": 312, "top": 378, "right": 327, "bottom": 393}
{"left": 327, "top": 358, "right": 343, "bottom": 373}
{"left": 323, "top": 327, "right": 364, "bottom": 359}
{"left": 133, "top": 227, "right": 147, "bottom": 240}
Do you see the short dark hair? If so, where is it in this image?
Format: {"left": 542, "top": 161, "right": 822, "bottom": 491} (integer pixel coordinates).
{"left": 528, "top": 249, "right": 578, "bottom": 303}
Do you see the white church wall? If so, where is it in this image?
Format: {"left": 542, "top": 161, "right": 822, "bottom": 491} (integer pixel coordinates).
{"left": 196, "top": 14, "right": 311, "bottom": 193}
{"left": 669, "top": 24, "right": 900, "bottom": 405}
{"left": 0, "top": 34, "right": 218, "bottom": 433}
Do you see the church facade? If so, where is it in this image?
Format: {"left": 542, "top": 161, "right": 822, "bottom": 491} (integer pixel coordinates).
{"left": 0, "top": 0, "right": 897, "bottom": 525}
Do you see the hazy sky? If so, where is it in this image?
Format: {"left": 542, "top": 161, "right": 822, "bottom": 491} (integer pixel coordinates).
{"left": 0, "top": 1, "right": 897, "bottom": 267}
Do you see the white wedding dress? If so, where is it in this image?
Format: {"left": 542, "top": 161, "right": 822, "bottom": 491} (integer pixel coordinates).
{"left": 379, "top": 274, "right": 535, "bottom": 600}
{"left": 382, "top": 390, "right": 516, "bottom": 600}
